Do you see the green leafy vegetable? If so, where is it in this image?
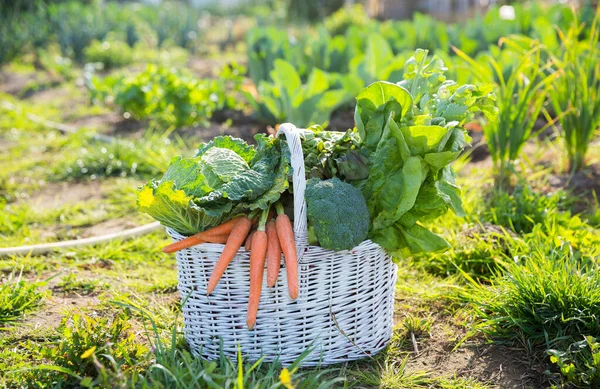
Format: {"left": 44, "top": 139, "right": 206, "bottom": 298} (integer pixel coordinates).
{"left": 244, "top": 59, "right": 353, "bottom": 128}
{"left": 138, "top": 135, "right": 289, "bottom": 235}
{"left": 351, "top": 50, "right": 495, "bottom": 256}
{"left": 299, "top": 126, "right": 367, "bottom": 181}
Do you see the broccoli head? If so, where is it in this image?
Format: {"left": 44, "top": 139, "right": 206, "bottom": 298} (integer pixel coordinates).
{"left": 304, "top": 177, "right": 370, "bottom": 251}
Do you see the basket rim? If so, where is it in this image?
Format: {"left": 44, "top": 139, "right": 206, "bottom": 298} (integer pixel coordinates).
{"left": 166, "top": 227, "right": 384, "bottom": 259}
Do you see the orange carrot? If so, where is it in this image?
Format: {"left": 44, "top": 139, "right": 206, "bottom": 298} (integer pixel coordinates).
{"left": 244, "top": 230, "right": 255, "bottom": 251}
{"left": 266, "top": 220, "right": 281, "bottom": 288}
{"left": 203, "top": 234, "right": 229, "bottom": 244}
{"left": 246, "top": 229, "right": 267, "bottom": 330}
{"left": 162, "top": 216, "right": 243, "bottom": 253}
{"left": 206, "top": 217, "right": 252, "bottom": 294}
{"left": 275, "top": 203, "right": 298, "bottom": 300}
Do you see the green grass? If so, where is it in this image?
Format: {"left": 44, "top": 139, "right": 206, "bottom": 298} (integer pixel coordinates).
{"left": 0, "top": 271, "right": 46, "bottom": 325}
{"left": 50, "top": 131, "right": 179, "bottom": 182}
{"left": 55, "top": 273, "right": 108, "bottom": 295}
{"left": 465, "top": 219, "right": 600, "bottom": 351}
{"left": 479, "top": 185, "right": 569, "bottom": 234}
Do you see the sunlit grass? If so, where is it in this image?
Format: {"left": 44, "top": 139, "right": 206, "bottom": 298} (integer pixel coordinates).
{"left": 0, "top": 271, "right": 46, "bottom": 325}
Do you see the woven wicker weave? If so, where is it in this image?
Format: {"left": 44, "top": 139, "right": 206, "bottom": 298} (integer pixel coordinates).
{"left": 168, "top": 123, "right": 398, "bottom": 365}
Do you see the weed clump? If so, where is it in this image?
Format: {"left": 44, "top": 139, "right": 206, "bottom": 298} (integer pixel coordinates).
{"left": 0, "top": 272, "right": 45, "bottom": 325}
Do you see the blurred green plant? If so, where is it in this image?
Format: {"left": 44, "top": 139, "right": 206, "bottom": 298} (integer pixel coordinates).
{"left": 84, "top": 40, "right": 132, "bottom": 70}
{"left": 0, "top": 7, "right": 29, "bottom": 66}
{"left": 0, "top": 271, "right": 45, "bottom": 325}
{"left": 48, "top": 1, "right": 113, "bottom": 63}
{"left": 246, "top": 27, "right": 311, "bottom": 85}
{"left": 286, "top": 0, "right": 344, "bottom": 22}
{"left": 323, "top": 3, "right": 370, "bottom": 36}
{"left": 125, "top": 21, "right": 139, "bottom": 48}
{"left": 52, "top": 131, "right": 179, "bottom": 181}
{"left": 455, "top": 41, "right": 557, "bottom": 190}
{"left": 139, "top": 1, "right": 204, "bottom": 50}
{"left": 244, "top": 59, "right": 351, "bottom": 128}
{"left": 310, "top": 28, "right": 352, "bottom": 74}
{"left": 348, "top": 32, "right": 409, "bottom": 86}
{"left": 548, "top": 7, "right": 600, "bottom": 173}
{"left": 88, "top": 63, "right": 245, "bottom": 128}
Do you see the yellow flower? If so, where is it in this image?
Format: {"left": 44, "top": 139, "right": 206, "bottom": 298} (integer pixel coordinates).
{"left": 137, "top": 186, "right": 155, "bottom": 209}
{"left": 80, "top": 346, "right": 97, "bottom": 359}
{"left": 279, "top": 368, "right": 294, "bottom": 389}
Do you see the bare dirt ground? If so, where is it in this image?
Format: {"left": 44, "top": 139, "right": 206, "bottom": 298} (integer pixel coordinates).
{"left": 0, "top": 71, "right": 37, "bottom": 95}
{"left": 27, "top": 181, "right": 105, "bottom": 209}
{"left": 548, "top": 162, "right": 600, "bottom": 198}
{"left": 79, "top": 218, "right": 140, "bottom": 238}
{"left": 23, "top": 294, "right": 102, "bottom": 330}
{"left": 406, "top": 326, "right": 546, "bottom": 388}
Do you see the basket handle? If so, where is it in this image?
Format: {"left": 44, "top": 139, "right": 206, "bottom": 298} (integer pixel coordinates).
{"left": 276, "top": 123, "right": 308, "bottom": 260}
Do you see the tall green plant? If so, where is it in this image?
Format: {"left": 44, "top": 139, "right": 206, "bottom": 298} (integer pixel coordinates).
{"left": 244, "top": 59, "right": 351, "bottom": 128}
{"left": 246, "top": 27, "right": 311, "bottom": 85}
{"left": 455, "top": 41, "right": 556, "bottom": 189}
{"left": 0, "top": 7, "right": 28, "bottom": 66}
{"left": 49, "top": 1, "right": 112, "bottom": 62}
{"left": 548, "top": 8, "right": 600, "bottom": 173}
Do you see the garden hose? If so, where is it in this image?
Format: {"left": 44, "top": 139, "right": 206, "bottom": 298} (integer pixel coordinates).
{"left": 1, "top": 101, "right": 162, "bottom": 257}
{"left": 0, "top": 222, "right": 162, "bottom": 257}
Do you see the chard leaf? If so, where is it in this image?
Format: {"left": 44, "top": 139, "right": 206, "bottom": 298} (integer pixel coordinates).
{"left": 370, "top": 222, "right": 449, "bottom": 256}
{"left": 349, "top": 50, "right": 494, "bottom": 257}
{"left": 436, "top": 180, "right": 465, "bottom": 217}
{"left": 355, "top": 81, "right": 412, "bottom": 122}
{"left": 387, "top": 118, "right": 411, "bottom": 162}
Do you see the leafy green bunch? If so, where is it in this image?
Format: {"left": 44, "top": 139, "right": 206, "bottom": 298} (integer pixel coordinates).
{"left": 138, "top": 135, "right": 290, "bottom": 235}
{"left": 244, "top": 59, "right": 353, "bottom": 128}
{"left": 299, "top": 126, "right": 368, "bottom": 181}
{"left": 84, "top": 40, "right": 133, "bottom": 70}
{"left": 246, "top": 27, "right": 311, "bottom": 85}
{"left": 351, "top": 50, "right": 496, "bottom": 256}
{"left": 89, "top": 63, "right": 245, "bottom": 128}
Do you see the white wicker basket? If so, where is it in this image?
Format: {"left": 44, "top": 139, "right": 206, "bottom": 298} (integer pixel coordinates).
{"left": 167, "top": 123, "right": 398, "bottom": 366}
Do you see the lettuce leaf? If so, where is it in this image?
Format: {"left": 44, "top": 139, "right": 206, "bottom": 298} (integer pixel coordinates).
{"left": 351, "top": 50, "right": 495, "bottom": 256}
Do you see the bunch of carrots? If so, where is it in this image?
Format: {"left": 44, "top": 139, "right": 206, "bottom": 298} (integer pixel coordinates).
{"left": 162, "top": 203, "right": 298, "bottom": 330}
